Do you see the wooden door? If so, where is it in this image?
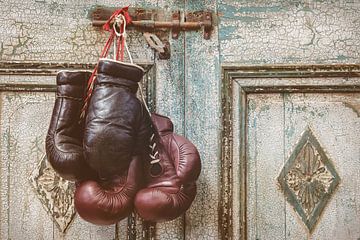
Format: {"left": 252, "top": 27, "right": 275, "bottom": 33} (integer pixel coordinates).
{"left": 1, "top": 0, "right": 360, "bottom": 240}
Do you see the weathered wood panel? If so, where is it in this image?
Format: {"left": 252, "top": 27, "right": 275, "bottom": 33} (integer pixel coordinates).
{"left": 0, "top": 94, "right": 8, "bottom": 240}
{"left": 247, "top": 93, "right": 285, "bottom": 240}
{"left": 284, "top": 93, "right": 360, "bottom": 239}
{"left": 219, "top": 1, "right": 360, "bottom": 64}
{"left": 184, "top": 1, "right": 221, "bottom": 239}
{"left": 0, "top": 91, "right": 55, "bottom": 239}
{"left": 225, "top": 64, "right": 360, "bottom": 240}
{"left": 0, "top": 89, "right": 117, "bottom": 239}
{"left": 246, "top": 92, "right": 360, "bottom": 239}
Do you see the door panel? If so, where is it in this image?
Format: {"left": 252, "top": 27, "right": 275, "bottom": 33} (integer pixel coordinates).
{"left": 283, "top": 93, "right": 360, "bottom": 240}
{"left": 247, "top": 93, "right": 360, "bottom": 239}
{"left": 0, "top": 91, "right": 55, "bottom": 240}
{"left": 247, "top": 93, "right": 285, "bottom": 240}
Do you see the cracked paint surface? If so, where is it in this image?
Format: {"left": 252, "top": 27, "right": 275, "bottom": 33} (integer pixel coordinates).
{"left": 0, "top": 1, "right": 153, "bottom": 62}
{"left": 219, "top": 1, "right": 360, "bottom": 64}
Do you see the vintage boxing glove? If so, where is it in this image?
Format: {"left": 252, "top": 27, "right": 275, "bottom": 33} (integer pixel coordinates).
{"left": 134, "top": 113, "right": 201, "bottom": 221}
{"left": 74, "top": 155, "right": 143, "bottom": 225}
{"left": 83, "top": 59, "right": 151, "bottom": 179}
{"left": 46, "top": 71, "right": 96, "bottom": 181}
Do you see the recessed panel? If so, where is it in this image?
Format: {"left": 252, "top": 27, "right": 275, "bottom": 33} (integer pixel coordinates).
{"left": 246, "top": 92, "right": 360, "bottom": 239}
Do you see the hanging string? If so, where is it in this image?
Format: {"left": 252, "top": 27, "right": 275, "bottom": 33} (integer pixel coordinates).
{"left": 113, "top": 14, "right": 130, "bottom": 62}
{"left": 79, "top": 6, "right": 151, "bottom": 120}
{"left": 112, "top": 13, "right": 151, "bottom": 116}
{"left": 80, "top": 7, "right": 131, "bottom": 120}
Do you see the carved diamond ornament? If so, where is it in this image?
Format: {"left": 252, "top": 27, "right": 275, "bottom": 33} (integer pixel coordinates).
{"left": 278, "top": 128, "right": 340, "bottom": 232}
{"left": 29, "top": 155, "right": 76, "bottom": 233}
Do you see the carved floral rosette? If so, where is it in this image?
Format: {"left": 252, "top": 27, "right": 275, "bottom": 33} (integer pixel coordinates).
{"left": 278, "top": 128, "right": 340, "bottom": 232}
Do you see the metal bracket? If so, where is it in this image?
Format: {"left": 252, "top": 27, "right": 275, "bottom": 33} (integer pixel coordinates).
{"left": 172, "top": 11, "right": 180, "bottom": 39}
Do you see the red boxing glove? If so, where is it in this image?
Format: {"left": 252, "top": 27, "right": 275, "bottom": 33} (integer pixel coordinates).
{"left": 74, "top": 155, "right": 143, "bottom": 225}
{"left": 134, "top": 114, "right": 201, "bottom": 221}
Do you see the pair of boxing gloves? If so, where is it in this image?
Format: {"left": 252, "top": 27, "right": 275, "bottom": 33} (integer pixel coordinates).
{"left": 45, "top": 59, "right": 201, "bottom": 225}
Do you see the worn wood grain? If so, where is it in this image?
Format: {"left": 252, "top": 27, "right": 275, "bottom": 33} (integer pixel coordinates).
{"left": 0, "top": 92, "right": 10, "bottom": 240}
{"left": 152, "top": 1, "right": 186, "bottom": 240}
{"left": 223, "top": 65, "right": 360, "bottom": 240}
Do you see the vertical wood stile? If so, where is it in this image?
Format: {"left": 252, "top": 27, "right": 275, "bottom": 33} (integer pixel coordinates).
{"left": 219, "top": 69, "right": 233, "bottom": 240}
{"left": 184, "top": 0, "right": 221, "bottom": 239}
{"left": 0, "top": 91, "right": 9, "bottom": 240}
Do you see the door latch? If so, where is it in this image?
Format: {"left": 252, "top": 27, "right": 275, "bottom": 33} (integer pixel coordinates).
{"left": 91, "top": 7, "right": 213, "bottom": 40}
{"left": 143, "top": 32, "right": 170, "bottom": 59}
{"left": 90, "top": 7, "right": 215, "bottom": 59}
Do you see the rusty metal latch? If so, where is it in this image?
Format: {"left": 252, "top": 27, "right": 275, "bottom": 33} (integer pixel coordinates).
{"left": 143, "top": 32, "right": 170, "bottom": 59}
{"left": 90, "top": 7, "right": 214, "bottom": 59}
{"left": 91, "top": 7, "right": 213, "bottom": 40}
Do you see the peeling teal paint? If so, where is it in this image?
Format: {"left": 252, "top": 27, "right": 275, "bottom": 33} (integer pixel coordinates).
{"left": 238, "top": 16, "right": 266, "bottom": 23}
{"left": 285, "top": 125, "right": 295, "bottom": 137}
{"left": 237, "top": 6, "right": 283, "bottom": 13}
{"left": 294, "top": 106, "right": 307, "bottom": 112}
{"left": 219, "top": 25, "right": 240, "bottom": 40}
{"left": 296, "top": 5, "right": 315, "bottom": 13}
{"left": 248, "top": 100, "right": 257, "bottom": 111}
{"left": 221, "top": 14, "right": 266, "bottom": 23}
{"left": 335, "top": 55, "right": 351, "bottom": 61}
{"left": 260, "top": 105, "right": 270, "bottom": 112}
{"left": 219, "top": 3, "right": 267, "bottom": 22}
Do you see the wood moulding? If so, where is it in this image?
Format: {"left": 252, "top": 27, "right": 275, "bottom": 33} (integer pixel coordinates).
{"left": 220, "top": 63, "right": 360, "bottom": 240}
{"left": 0, "top": 61, "right": 153, "bottom": 75}
{"left": 0, "top": 61, "right": 153, "bottom": 92}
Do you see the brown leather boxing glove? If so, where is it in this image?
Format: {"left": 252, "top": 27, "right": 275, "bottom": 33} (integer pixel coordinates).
{"left": 74, "top": 59, "right": 151, "bottom": 225}
{"left": 83, "top": 59, "right": 151, "bottom": 179}
{"left": 45, "top": 71, "right": 96, "bottom": 181}
{"left": 134, "top": 113, "right": 201, "bottom": 222}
